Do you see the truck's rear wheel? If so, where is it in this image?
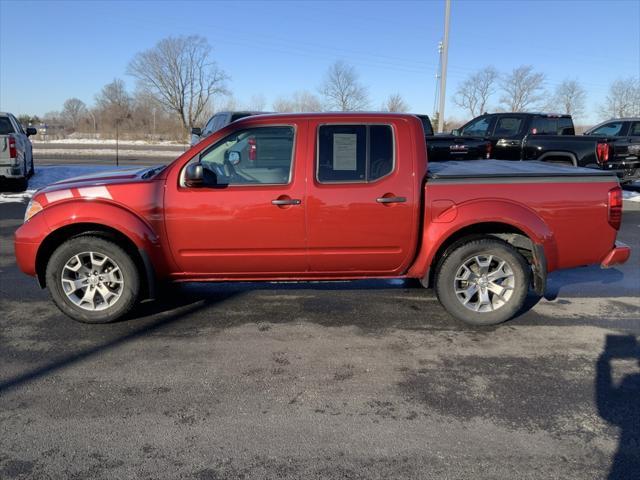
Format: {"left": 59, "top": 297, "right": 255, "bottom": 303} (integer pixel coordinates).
{"left": 46, "top": 236, "right": 140, "bottom": 323}
{"left": 435, "top": 239, "right": 530, "bottom": 326}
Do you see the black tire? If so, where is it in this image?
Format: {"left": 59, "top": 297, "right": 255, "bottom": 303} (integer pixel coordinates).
{"left": 28, "top": 156, "right": 35, "bottom": 177}
{"left": 46, "top": 236, "right": 140, "bottom": 323}
{"left": 435, "top": 238, "right": 530, "bottom": 326}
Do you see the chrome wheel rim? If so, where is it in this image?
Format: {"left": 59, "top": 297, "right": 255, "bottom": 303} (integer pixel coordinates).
{"left": 61, "top": 252, "right": 124, "bottom": 311}
{"left": 454, "top": 254, "right": 515, "bottom": 312}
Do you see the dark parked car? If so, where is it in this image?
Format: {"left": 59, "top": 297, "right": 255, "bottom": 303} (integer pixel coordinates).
{"left": 584, "top": 118, "right": 640, "bottom": 183}
{"left": 415, "top": 114, "right": 491, "bottom": 161}
{"left": 452, "top": 112, "right": 634, "bottom": 181}
{"left": 191, "top": 111, "right": 268, "bottom": 145}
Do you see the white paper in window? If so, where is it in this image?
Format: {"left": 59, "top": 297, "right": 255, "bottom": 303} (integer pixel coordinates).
{"left": 333, "top": 134, "right": 357, "bottom": 171}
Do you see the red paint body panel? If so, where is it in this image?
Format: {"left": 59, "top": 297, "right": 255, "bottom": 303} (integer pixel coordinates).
{"left": 601, "top": 242, "right": 631, "bottom": 268}
{"left": 13, "top": 112, "right": 628, "bottom": 291}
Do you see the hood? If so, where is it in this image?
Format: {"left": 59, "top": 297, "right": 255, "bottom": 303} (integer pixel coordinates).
{"left": 47, "top": 167, "right": 148, "bottom": 188}
{"left": 34, "top": 166, "right": 162, "bottom": 207}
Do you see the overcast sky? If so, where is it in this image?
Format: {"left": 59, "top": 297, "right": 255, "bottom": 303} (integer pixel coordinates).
{"left": 1, "top": 0, "right": 638, "bottom": 124}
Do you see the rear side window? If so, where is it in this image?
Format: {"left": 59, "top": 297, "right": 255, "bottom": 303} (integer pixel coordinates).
{"left": 0, "top": 117, "right": 15, "bottom": 135}
{"left": 629, "top": 122, "right": 640, "bottom": 136}
{"left": 494, "top": 116, "right": 523, "bottom": 136}
{"left": 317, "top": 125, "right": 394, "bottom": 183}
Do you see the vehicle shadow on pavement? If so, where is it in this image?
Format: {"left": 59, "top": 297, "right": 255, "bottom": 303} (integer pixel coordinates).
{"left": 0, "top": 290, "right": 237, "bottom": 394}
{"left": 545, "top": 266, "right": 625, "bottom": 300}
{"left": 596, "top": 334, "right": 640, "bottom": 480}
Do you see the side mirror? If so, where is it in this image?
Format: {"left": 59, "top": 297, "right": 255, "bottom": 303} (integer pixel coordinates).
{"left": 191, "top": 127, "right": 202, "bottom": 136}
{"left": 451, "top": 129, "right": 460, "bottom": 136}
{"left": 26, "top": 127, "right": 37, "bottom": 136}
{"left": 227, "top": 150, "right": 241, "bottom": 165}
{"left": 184, "top": 163, "right": 205, "bottom": 187}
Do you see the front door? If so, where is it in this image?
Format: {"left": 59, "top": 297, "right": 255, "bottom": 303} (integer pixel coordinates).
{"left": 164, "top": 122, "right": 307, "bottom": 276}
{"left": 306, "top": 121, "right": 417, "bottom": 275}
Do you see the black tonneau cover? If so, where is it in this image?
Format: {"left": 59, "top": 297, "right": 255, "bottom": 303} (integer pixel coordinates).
{"left": 428, "top": 160, "right": 613, "bottom": 179}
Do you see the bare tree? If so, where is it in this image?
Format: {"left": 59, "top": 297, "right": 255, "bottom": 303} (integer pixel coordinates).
{"left": 600, "top": 77, "right": 640, "bottom": 118}
{"left": 273, "top": 90, "right": 322, "bottom": 112}
{"left": 246, "top": 94, "right": 266, "bottom": 111}
{"left": 548, "top": 79, "right": 586, "bottom": 118}
{"left": 381, "top": 93, "right": 409, "bottom": 112}
{"left": 319, "top": 61, "right": 369, "bottom": 111}
{"left": 454, "top": 66, "right": 498, "bottom": 117}
{"left": 499, "top": 65, "right": 545, "bottom": 112}
{"left": 95, "top": 79, "right": 132, "bottom": 118}
{"left": 127, "top": 35, "right": 229, "bottom": 132}
{"left": 61, "top": 98, "right": 87, "bottom": 129}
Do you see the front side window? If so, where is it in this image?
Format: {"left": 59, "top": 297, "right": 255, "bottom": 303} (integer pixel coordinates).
{"left": 461, "top": 116, "right": 490, "bottom": 136}
{"left": 317, "top": 124, "right": 394, "bottom": 183}
{"left": 195, "top": 126, "right": 294, "bottom": 185}
{"left": 589, "top": 122, "right": 625, "bottom": 137}
{"left": 493, "top": 116, "right": 523, "bottom": 136}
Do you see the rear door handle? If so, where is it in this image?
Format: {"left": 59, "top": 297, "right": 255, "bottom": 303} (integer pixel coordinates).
{"left": 272, "top": 198, "right": 301, "bottom": 206}
{"left": 376, "top": 196, "right": 406, "bottom": 204}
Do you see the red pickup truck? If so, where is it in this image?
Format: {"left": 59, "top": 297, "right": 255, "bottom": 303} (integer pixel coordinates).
{"left": 14, "top": 113, "right": 630, "bottom": 326}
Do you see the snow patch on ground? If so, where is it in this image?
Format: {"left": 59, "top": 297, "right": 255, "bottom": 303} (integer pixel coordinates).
{"left": 0, "top": 165, "right": 135, "bottom": 203}
{"left": 622, "top": 190, "right": 640, "bottom": 202}
{"left": 32, "top": 148, "right": 182, "bottom": 157}
{"left": 33, "top": 139, "right": 188, "bottom": 146}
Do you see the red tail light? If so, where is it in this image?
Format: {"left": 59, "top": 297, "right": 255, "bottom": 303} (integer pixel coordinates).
{"left": 8, "top": 136, "right": 17, "bottom": 159}
{"left": 485, "top": 142, "right": 492, "bottom": 159}
{"left": 596, "top": 142, "right": 609, "bottom": 164}
{"left": 248, "top": 137, "right": 257, "bottom": 161}
{"left": 608, "top": 187, "right": 622, "bottom": 230}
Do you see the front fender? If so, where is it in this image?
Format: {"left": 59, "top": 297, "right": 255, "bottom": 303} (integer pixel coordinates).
{"left": 33, "top": 198, "right": 170, "bottom": 280}
{"left": 407, "top": 198, "right": 558, "bottom": 278}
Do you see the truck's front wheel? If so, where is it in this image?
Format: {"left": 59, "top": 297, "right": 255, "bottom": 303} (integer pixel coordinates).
{"left": 435, "top": 239, "right": 530, "bottom": 326}
{"left": 46, "top": 237, "right": 140, "bottom": 323}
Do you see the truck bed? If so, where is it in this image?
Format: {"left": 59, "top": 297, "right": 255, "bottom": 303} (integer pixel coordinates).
{"left": 428, "top": 160, "right": 615, "bottom": 180}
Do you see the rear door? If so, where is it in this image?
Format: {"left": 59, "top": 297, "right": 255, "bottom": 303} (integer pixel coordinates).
{"left": 305, "top": 120, "right": 417, "bottom": 275}
{"left": 489, "top": 114, "right": 526, "bottom": 159}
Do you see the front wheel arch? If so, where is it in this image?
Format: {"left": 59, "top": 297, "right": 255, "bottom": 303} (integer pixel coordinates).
{"left": 36, "top": 223, "right": 156, "bottom": 300}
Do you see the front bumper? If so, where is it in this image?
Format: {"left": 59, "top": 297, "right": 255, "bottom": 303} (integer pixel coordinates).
{"left": 601, "top": 241, "right": 631, "bottom": 268}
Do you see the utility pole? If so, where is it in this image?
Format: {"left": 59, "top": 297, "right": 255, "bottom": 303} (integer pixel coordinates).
{"left": 437, "top": 0, "right": 451, "bottom": 133}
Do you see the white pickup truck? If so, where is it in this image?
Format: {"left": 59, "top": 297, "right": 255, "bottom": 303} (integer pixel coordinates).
{"left": 0, "top": 112, "right": 36, "bottom": 191}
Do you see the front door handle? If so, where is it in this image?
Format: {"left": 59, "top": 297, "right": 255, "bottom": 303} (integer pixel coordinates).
{"left": 272, "top": 198, "right": 301, "bottom": 206}
{"left": 376, "top": 196, "right": 406, "bottom": 204}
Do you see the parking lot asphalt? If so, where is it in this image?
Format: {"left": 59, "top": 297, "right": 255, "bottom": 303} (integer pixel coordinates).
{"left": 0, "top": 200, "right": 638, "bottom": 479}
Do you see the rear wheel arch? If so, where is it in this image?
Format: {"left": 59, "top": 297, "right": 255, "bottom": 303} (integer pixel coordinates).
{"left": 421, "top": 222, "right": 547, "bottom": 295}
{"left": 35, "top": 223, "right": 155, "bottom": 300}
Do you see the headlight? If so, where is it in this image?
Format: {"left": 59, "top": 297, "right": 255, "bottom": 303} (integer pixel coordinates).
{"left": 24, "top": 199, "right": 43, "bottom": 223}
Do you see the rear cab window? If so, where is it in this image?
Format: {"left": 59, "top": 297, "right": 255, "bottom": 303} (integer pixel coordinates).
{"left": 0, "top": 117, "right": 15, "bottom": 135}
{"left": 317, "top": 125, "right": 394, "bottom": 183}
